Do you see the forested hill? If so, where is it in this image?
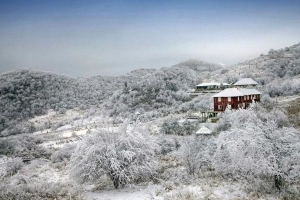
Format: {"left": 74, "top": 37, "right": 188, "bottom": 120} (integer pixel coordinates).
{"left": 0, "top": 69, "right": 131, "bottom": 135}
{"left": 214, "top": 42, "right": 300, "bottom": 97}
{"left": 1, "top": 41, "right": 300, "bottom": 136}
{"left": 0, "top": 60, "right": 222, "bottom": 136}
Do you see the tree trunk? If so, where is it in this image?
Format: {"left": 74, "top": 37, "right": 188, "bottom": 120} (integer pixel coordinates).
{"left": 113, "top": 178, "right": 119, "bottom": 189}
{"left": 275, "top": 175, "right": 282, "bottom": 191}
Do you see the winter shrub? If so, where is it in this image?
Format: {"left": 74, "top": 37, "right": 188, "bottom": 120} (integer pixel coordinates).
{"left": 69, "top": 123, "right": 159, "bottom": 188}
{"left": 51, "top": 144, "right": 76, "bottom": 163}
{"left": 161, "top": 118, "right": 199, "bottom": 136}
{"left": 0, "top": 156, "right": 23, "bottom": 180}
{"left": 214, "top": 117, "right": 231, "bottom": 133}
{"left": 260, "top": 94, "right": 273, "bottom": 106}
{"left": 264, "top": 79, "right": 300, "bottom": 97}
{"left": 181, "top": 121, "right": 199, "bottom": 136}
{"left": 192, "top": 95, "right": 212, "bottom": 111}
{"left": 213, "top": 108, "right": 300, "bottom": 193}
{"left": 0, "top": 181, "right": 83, "bottom": 200}
{"left": 173, "top": 90, "right": 191, "bottom": 102}
{"left": 179, "top": 136, "right": 216, "bottom": 175}
{"left": 0, "top": 135, "right": 51, "bottom": 159}
{"left": 159, "top": 136, "right": 180, "bottom": 155}
{"left": 161, "top": 118, "right": 182, "bottom": 135}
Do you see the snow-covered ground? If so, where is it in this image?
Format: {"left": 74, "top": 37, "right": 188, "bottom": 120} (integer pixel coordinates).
{"left": 86, "top": 184, "right": 162, "bottom": 200}
{"left": 85, "top": 178, "right": 281, "bottom": 200}
{"left": 19, "top": 95, "right": 300, "bottom": 200}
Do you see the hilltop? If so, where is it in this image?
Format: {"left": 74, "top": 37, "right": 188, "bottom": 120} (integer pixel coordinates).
{"left": 207, "top": 43, "right": 300, "bottom": 97}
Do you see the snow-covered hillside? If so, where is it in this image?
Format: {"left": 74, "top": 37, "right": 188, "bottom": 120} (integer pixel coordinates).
{"left": 1, "top": 43, "right": 300, "bottom": 200}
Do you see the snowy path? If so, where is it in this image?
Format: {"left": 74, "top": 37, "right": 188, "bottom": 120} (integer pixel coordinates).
{"left": 86, "top": 185, "right": 163, "bottom": 200}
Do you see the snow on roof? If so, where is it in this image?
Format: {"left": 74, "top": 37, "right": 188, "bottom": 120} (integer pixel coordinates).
{"left": 213, "top": 88, "right": 262, "bottom": 97}
{"left": 233, "top": 78, "right": 258, "bottom": 86}
{"left": 196, "top": 82, "right": 230, "bottom": 87}
{"left": 213, "top": 88, "right": 244, "bottom": 97}
{"left": 196, "top": 126, "right": 212, "bottom": 135}
{"left": 238, "top": 88, "right": 262, "bottom": 95}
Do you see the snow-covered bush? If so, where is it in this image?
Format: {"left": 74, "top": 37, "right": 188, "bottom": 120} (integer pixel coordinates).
{"left": 0, "top": 135, "right": 51, "bottom": 159}
{"left": 179, "top": 136, "right": 215, "bottom": 175}
{"left": 260, "top": 94, "right": 273, "bottom": 107}
{"left": 0, "top": 156, "right": 23, "bottom": 180}
{"left": 213, "top": 107, "right": 300, "bottom": 192}
{"left": 214, "top": 116, "right": 231, "bottom": 133}
{"left": 161, "top": 118, "right": 182, "bottom": 135}
{"left": 264, "top": 79, "right": 300, "bottom": 97}
{"left": 181, "top": 121, "right": 199, "bottom": 136}
{"left": 51, "top": 144, "right": 76, "bottom": 163}
{"left": 69, "top": 123, "right": 159, "bottom": 188}
{"left": 0, "top": 181, "right": 83, "bottom": 200}
{"left": 161, "top": 118, "right": 199, "bottom": 136}
{"left": 159, "top": 135, "right": 180, "bottom": 155}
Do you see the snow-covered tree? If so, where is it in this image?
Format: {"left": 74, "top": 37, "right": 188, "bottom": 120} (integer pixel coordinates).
{"left": 179, "top": 136, "right": 216, "bottom": 175}
{"left": 69, "top": 123, "right": 159, "bottom": 188}
{"left": 213, "top": 107, "right": 300, "bottom": 191}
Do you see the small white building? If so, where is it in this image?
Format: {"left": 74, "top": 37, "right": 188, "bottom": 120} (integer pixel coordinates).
{"left": 233, "top": 78, "right": 258, "bottom": 87}
{"left": 196, "top": 82, "right": 230, "bottom": 90}
{"left": 196, "top": 126, "right": 212, "bottom": 135}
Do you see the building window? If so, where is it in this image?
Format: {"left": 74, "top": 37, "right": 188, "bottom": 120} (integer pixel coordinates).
{"left": 238, "top": 96, "right": 239, "bottom": 101}
{"left": 218, "top": 97, "right": 221, "bottom": 102}
{"left": 218, "top": 105, "right": 222, "bottom": 110}
{"left": 228, "top": 97, "right": 231, "bottom": 102}
{"left": 227, "top": 104, "right": 232, "bottom": 109}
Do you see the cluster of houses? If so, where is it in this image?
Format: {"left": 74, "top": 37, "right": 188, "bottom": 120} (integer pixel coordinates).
{"left": 186, "top": 78, "right": 262, "bottom": 136}
{"left": 199, "top": 78, "right": 261, "bottom": 135}
{"left": 195, "top": 78, "right": 261, "bottom": 112}
{"left": 196, "top": 78, "right": 259, "bottom": 91}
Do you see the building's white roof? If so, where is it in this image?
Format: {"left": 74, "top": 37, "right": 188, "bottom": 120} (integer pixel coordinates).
{"left": 196, "top": 82, "right": 230, "bottom": 87}
{"left": 239, "top": 88, "right": 262, "bottom": 95}
{"left": 213, "top": 88, "right": 262, "bottom": 97}
{"left": 196, "top": 126, "right": 212, "bottom": 135}
{"left": 233, "top": 78, "right": 258, "bottom": 86}
{"left": 213, "top": 88, "right": 244, "bottom": 97}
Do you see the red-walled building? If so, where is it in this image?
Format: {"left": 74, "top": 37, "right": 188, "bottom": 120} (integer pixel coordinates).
{"left": 213, "top": 88, "right": 261, "bottom": 112}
